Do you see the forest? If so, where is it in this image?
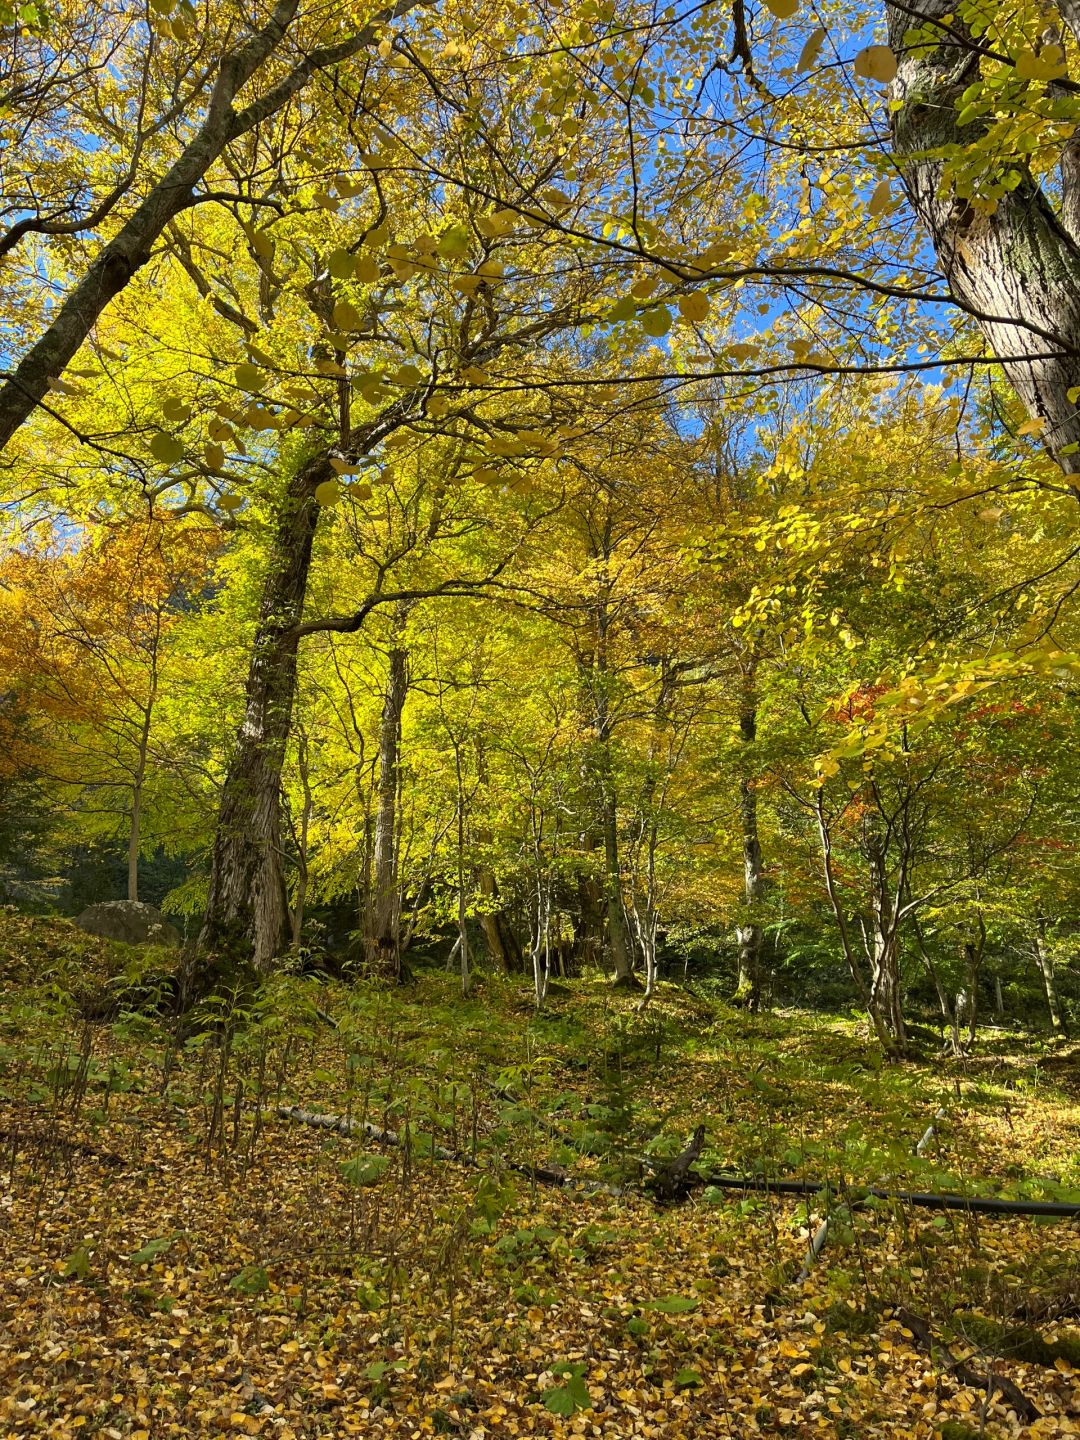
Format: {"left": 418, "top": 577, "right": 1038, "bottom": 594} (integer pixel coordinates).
{"left": 1, "top": 0, "right": 1080, "bottom": 1436}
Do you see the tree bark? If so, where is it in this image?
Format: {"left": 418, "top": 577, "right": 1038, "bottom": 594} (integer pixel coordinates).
{"left": 603, "top": 792, "right": 634, "bottom": 984}
{"left": 1034, "top": 916, "right": 1066, "bottom": 1034}
{"left": 573, "top": 847, "right": 606, "bottom": 973}
{"left": 366, "top": 619, "right": 409, "bottom": 982}
{"left": 127, "top": 699, "right": 153, "bottom": 905}
{"left": 197, "top": 454, "right": 328, "bottom": 975}
{"left": 886, "top": 0, "right": 1080, "bottom": 475}
{"left": 865, "top": 831, "right": 908, "bottom": 1057}
{"left": 733, "top": 698, "right": 766, "bottom": 1009}
{"left": 0, "top": 0, "right": 425, "bottom": 452}
{"left": 477, "top": 870, "right": 522, "bottom": 974}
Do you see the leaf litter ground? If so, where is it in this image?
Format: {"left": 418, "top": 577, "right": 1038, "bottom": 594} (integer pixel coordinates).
{"left": 0, "top": 916, "right": 1078, "bottom": 1438}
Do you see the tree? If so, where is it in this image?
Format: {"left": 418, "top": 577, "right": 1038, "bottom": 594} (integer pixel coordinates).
{"left": 0, "top": 519, "right": 216, "bottom": 901}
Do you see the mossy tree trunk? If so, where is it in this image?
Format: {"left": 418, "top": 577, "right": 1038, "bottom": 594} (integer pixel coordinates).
{"left": 197, "top": 455, "right": 329, "bottom": 977}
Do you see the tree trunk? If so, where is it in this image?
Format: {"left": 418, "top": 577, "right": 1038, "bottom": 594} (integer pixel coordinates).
{"left": 913, "top": 922, "right": 961, "bottom": 1054}
{"left": 865, "top": 832, "right": 907, "bottom": 1058}
{"left": 197, "top": 455, "right": 327, "bottom": 976}
{"left": 126, "top": 689, "right": 156, "bottom": 904}
{"left": 127, "top": 782, "right": 142, "bottom": 905}
{"left": 887, "top": 0, "right": 1080, "bottom": 475}
{"left": 1035, "top": 917, "right": 1066, "bottom": 1034}
{"left": 477, "top": 871, "right": 522, "bottom": 974}
{"left": 733, "top": 698, "right": 766, "bottom": 1010}
{"left": 531, "top": 878, "right": 551, "bottom": 1010}
{"left": 366, "top": 624, "right": 409, "bottom": 982}
{"left": 290, "top": 731, "right": 314, "bottom": 949}
{"left": 603, "top": 793, "right": 634, "bottom": 984}
{"left": 573, "top": 832, "right": 606, "bottom": 973}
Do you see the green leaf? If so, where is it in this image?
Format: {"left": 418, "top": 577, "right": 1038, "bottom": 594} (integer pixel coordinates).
{"left": 62, "top": 1244, "right": 92, "bottom": 1280}
{"left": 365, "top": 1358, "right": 407, "bottom": 1381}
{"left": 644, "top": 1294, "right": 699, "bottom": 1313}
{"left": 228, "top": 1263, "right": 269, "bottom": 1294}
{"left": 340, "top": 1152, "right": 390, "bottom": 1187}
{"left": 328, "top": 248, "right": 355, "bottom": 279}
{"left": 437, "top": 224, "right": 471, "bottom": 257}
{"left": 542, "top": 1374, "right": 591, "bottom": 1415}
{"left": 640, "top": 305, "right": 673, "bottom": 338}
{"left": 129, "top": 1235, "right": 174, "bottom": 1264}
{"left": 605, "top": 295, "right": 638, "bottom": 323}
{"left": 674, "top": 1368, "right": 703, "bottom": 1388}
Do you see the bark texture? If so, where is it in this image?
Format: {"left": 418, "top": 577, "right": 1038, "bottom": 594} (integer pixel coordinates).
{"left": 887, "top": 0, "right": 1080, "bottom": 474}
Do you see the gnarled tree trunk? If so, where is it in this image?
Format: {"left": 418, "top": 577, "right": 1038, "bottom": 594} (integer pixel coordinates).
{"left": 197, "top": 455, "right": 328, "bottom": 976}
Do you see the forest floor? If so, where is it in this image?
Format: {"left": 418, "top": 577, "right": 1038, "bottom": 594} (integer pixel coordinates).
{"left": 0, "top": 914, "right": 1079, "bottom": 1440}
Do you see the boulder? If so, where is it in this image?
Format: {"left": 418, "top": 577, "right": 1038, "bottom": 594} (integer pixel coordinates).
{"left": 75, "top": 900, "right": 181, "bottom": 948}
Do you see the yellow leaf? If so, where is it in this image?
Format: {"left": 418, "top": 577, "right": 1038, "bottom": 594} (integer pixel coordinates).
{"left": 354, "top": 254, "right": 382, "bottom": 284}
{"left": 1017, "top": 416, "right": 1046, "bottom": 436}
{"left": 234, "top": 362, "right": 264, "bottom": 392}
{"left": 678, "top": 292, "right": 710, "bottom": 323}
{"left": 1016, "top": 46, "right": 1067, "bottom": 82}
{"left": 764, "top": 0, "right": 798, "bottom": 16}
{"left": 205, "top": 443, "right": 225, "bottom": 471}
{"left": 219, "top": 492, "right": 244, "bottom": 511}
{"left": 797, "top": 27, "right": 825, "bottom": 71}
{"left": 853, "top": 45, "right": 897, "bottom": 83}
{"left": 868, "top": 179, "right": 891, "bottom": 216}
{"left": 314, "top": 479, "right": 341, "bottom": 506}
{"left": 333, "top": 300, "right": 363, "bottom": 332}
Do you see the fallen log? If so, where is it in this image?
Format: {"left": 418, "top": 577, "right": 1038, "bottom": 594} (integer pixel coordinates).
{"left": 0, "top": 1124, "right": 124, "bottom": 1168}
{"left": 276, "top": 1104, "right": 625, "bottom": 1196}
{"left": 647, "top": 1124, "right": 705, "bottom": 1203}
{"left": 894, "top": 1305, "right": 1040, "bottom": 1423}
{"left": 277, "top": 1107, "right": 1080, "bottom": 1216}
{"left": 699, "top": 1173, "right": 1080, "bottom": 1217}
